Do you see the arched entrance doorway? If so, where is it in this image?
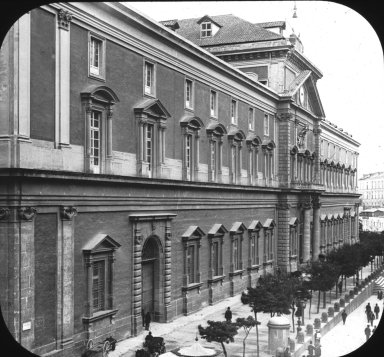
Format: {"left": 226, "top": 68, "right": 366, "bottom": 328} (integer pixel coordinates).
{"left": 141, "top": 236, "right": 162, "bottom": 322}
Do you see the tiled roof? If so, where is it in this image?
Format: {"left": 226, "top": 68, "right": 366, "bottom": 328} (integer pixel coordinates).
{"left": 255, "top": 21, "right": 286, "bottom": 29}
{"left": 170, "top": 14, "right": 283, "bottom": 47}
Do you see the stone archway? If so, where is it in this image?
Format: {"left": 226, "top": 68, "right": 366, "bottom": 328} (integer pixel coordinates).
{"left": 141, "top": 235, "right": 163, "bottom": 322}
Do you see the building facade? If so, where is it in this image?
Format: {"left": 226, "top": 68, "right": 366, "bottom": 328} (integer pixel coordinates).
{"left": 359, "top": 172, "right": 384, "bottom": 209}
{"left": 0, "top": 3, "right": 360, "bottom": 356}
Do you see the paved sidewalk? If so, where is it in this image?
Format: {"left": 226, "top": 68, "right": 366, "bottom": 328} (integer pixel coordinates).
{"left": 109, "top": 264, "right": 381, "bottom": 357}
{"left": 316, "top": 294, "right": 383, "bottom": 357}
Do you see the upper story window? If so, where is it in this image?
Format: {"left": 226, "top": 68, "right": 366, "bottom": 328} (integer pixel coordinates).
{"left": 206, "top": 123, "right": 227, "bottom": 183}
{"left": 185, "top": 79, "right": 194, "bottom": 109}
{"left": 89, "top": 34, "right": 105, "bottom": 80}
{"left": 81, "top": 85, "right": 119, "bottom": 175}
{"left": 248, "top": 107, "right": 254, "bottom": 131}
{"left": 201, "top": 22, "right": 212, "bottom": 37}
{"left": 264, "top": 114, "right": 269, "bottom": 136}
{"left": 144, "top": 61, "right": 155, "bottom": 96}
{"left": 210, "top": 90, "right": 217, "bottom": 118}
{"left": 231, "top": 100, "right": 238, "bottom": 125}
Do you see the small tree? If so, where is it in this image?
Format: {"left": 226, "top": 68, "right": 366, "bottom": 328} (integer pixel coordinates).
{"left": 198, "top": 320, "right": 238, "bottom": 357}
{"left": 236, "top": 316, "right": 258, "bottom": 357}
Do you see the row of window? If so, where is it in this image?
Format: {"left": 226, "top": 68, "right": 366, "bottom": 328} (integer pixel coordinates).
{"left": 89, "top": 35, "right": 270, "bottom": 134}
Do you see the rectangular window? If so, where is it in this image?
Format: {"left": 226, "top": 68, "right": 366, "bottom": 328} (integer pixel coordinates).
{"left": 213, "top": 241, "right": 219, "bottom": 276}
{"left": 233, "top": 238, "right": 239, "bottom": 270}
{"left": 248, "top": 107, "right": 254, "bottom": 130}
{"left": 264, "top": 114, "right": 269, "bottom": 136}
{"left": 144, "top": 62, "right": 155, "bottom": 95}
{"left": 186, "top": 134, "right": 192, "bottom": 169}
{"left": 231, "top": 100, "right": 237, "bottom": 125}
{"left": 187, "top": 245, "right": 195, "bottom": 284}
{"left": 210, "top": 90, "right": 217, "bottom": 117}
{"left": 185, "top": 79, "right": 193, "bottom": 109}
{"left": 201, "top": 22, "right": 212, "bottom": 37}
{"left": 89, "top": 35, "right": 105, "bottom": 79}
{"left": 92, "top": 260, "right": 105, "bottom": 312}
{"left": 90, "top": 110, "right": 101, "bottom": 174}
{"left": 145, "top": 124, "right": 153, "bottom": 172}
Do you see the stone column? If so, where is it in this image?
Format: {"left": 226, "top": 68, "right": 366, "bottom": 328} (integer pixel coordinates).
{"left": 277, "top": 201, "right": 290, "bottom": 273}
{"left": 302, "top": 202, "right": 312, "bottom": 262}
{"left": 313, "top": 126, "right": 322, "bottom": 184}
{"left": 132, "top": 226, "right": 143, "bottom": 335}
{"left": 276, "top": 111, "right": 292, "bottom": 187}
{"left": 355, "top": 203, "right": 360, "bottom": 242}
{"left": 312, "top": 197, "right": 321, "bottom": 260}
{"left": 164, "top": 221, "right": 172, "bottom": 322}
{"left": 57, "top": 207, "right": 77, "bottom": 351}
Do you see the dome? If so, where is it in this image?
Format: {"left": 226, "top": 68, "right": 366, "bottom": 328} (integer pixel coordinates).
{"left": 267, "top": 315, "right": 290, "bottom": 327}
{"left": 177, "top": 339, "right": 217, "bottom": 356}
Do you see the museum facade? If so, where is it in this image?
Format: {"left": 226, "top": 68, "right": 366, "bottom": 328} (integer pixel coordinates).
{"left": 0, "top": 3, "right": 360, "bottom": 356}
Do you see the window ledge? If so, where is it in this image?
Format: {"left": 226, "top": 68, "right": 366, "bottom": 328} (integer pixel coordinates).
{"left": 247, "top": 264, "right": 260, "bottom": 271}
{"left": 88, "top": 74, "right": 106, "bottom": 82}
{"left": 229, "top": 269, "right": 245, "bottom": 277}
{"left": 263, "top": 260, "right": 273, "bottom": 266}
{"left": 182, "top": 282, "right": 203, "bottom": 292}
{"left": 82, "top": 309, "right": 118, "bottom": 324}
{"left": 208, "top": 275, "right": 225, "bottom": 284}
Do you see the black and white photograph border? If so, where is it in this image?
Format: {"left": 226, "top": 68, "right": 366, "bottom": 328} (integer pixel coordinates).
{"left": 0, "top": 1, "right": 383, "bottom": 357}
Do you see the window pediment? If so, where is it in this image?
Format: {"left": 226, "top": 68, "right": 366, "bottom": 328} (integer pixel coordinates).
{"left": 246, "top": 134, "right": 261, "bottom": 147}
{"left": 180, "top": 115, "right": 204, "bottom": 130}
{"left": 206, "top": 122, "right": 227, "bottom": 137}
{"left": 83, "top": 233, "right": 121, "bottom": 254}
{"left": 81, "top": 85, "right": 120, "bottom": 105}
{"left": 182, "top": 225, "right": 205, "bottom": 240}
{"left": 248, "top": 220, "right": 263, "bottom": 231}
{"left": 134, "top": 98, "right": 171, "bottom": 119}
{"left": 230, "top": 222, "right": 247, "bottom": 234}
{"left": 262, "top": 139, "right": 276, "bottom": 151}
{"left": 208, "top": 223, "right": 228, "bottom": 237}
{"left": 263, "top": 218, "right": 276, "bottom": 228}
{"left": 289, "top": 217, "right": 299, "bottom": 226}
{"left": 228, "top": 128, "right": 245, "bottom": 141}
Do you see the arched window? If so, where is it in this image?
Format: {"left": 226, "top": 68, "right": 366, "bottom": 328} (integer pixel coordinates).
{"left": 262, "top": 140, "right": 276, "bottom": 184}
{"left": 81, "top": 85, "right": 119, "bottom": 174}
{"left": 180, "top": 116, "right": 204, "bottom": 181}
{"left": 228, "top": 129, "right": 246, "bottom": 184}
{"left": 246, "top": 135, "right": 262, "bottom": 185}
{"left": 206, "top": 123, "right": 227, "bottom": 183}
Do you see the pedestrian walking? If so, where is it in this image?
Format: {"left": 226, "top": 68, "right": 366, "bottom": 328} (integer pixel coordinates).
{"left": 224, "top": 307, "right": 232, "bottom": 322}
{"left": 369, "top": 310, "right": 375, "bottom": 327}
{"left": 379, "top": 290, "right": 383, "bottom": 300}
{"left": 314, "top": 345, "right": 321, "bottom": 357}
{"left": 365, "top": 303, "right": 372, "bottom": 322}
{"left": 364, "top": 325, "right": 371, "bottom": 341}
{"left": 372, "top": 325, "right": 377, "bottom": 334}
{"left": 374, "top": 303, "right": 380, "bottom": 319}
{"left": 144, "top": 311, "right": 151, "bottom": 331}
{"left": 307, "top": 341, "right": 315, "bottom": 357}
{"left": 283, "top": 347, "right": 291, "bottom": 357}
{"left": 341, "top": 309, "right": 347, "bottom": 325}
{"left": 314, "top": 330, "right": 321, "bottom": 346}
{"left": 338, "top": 280, "right": 342, "bottom": 294}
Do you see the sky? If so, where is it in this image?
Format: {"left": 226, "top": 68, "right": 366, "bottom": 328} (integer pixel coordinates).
{"left": 123, "top": 1, "right": 384, "bottom": 178}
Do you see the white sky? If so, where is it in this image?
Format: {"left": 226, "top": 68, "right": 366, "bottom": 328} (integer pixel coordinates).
{"left": 124, "top": 1, "right": 384, "bottom": 177}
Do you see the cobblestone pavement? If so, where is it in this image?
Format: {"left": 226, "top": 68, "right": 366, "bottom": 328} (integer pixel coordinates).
{"left": 109, "top": 264, "right": 381, "bottom": 357}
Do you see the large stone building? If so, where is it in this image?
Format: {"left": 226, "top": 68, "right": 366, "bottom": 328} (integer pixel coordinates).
{"left": 0, "top": 3, "right": 360, "bottom": 356}
{"left": 359, "top": 172, "right": 384, "bottom": 209}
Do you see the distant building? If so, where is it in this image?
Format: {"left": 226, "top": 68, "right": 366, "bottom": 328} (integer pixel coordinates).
{"left": 0, "top": 3, "right": 360, "bottom": 357}
{"left": 360, "top": 208, "right": 384, "bottom": 232}
{"left": 358, "top": 172, "right": 384, "bottom": 208}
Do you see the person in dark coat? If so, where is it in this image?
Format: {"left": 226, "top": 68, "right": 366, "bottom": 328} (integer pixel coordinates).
{"left": 374, "top": 303, "right": 380, "bottom": 319}
{"left": 314, "top": 345, "right": 321, "bottom": 357}
{"left": 364, "top": 325, "right": 371, "bottom": 341}
{"left": 338, "top": 281, "right": 343, "bottom": 294}
{"left": 307, "top": 341, "right": 315, "bottom": 357}
{"left": 283, "top": 347, "right": 291, "bottom": 357}
{"left": 365, "top": 303, "right": 372, "bottom": 322}
{"left": 225, "top": 307, "right": 232, "bottom": 322}
{"left": 145, "top": 312, "right": 151, "bottom": 331}
{"left": 341, "top": 310, "right": 347, "bottom": 325}
{"left": 372, "top": 325, "right": 377, "bottom": 334}
{"left": 369, "top": 310, "right": 375, "bottom": 326}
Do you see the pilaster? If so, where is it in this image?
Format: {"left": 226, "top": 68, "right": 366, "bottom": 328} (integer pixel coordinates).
{"left": 301, "top": 201, "right": 312, "bottom": 262}
{"left": 276, "top": 201, "right": 290, "bottom": 272}
{"left": 163, "top": 221, "right": 172, "bottom": 322}
{"left": 312, "top": 197, "right": 321, "bottom": 260}
{"left": 132, "top": 225, "right": 142, "bottom": 336}
{"left": 57, "top": 206, "right": 77, "bottom": 351}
